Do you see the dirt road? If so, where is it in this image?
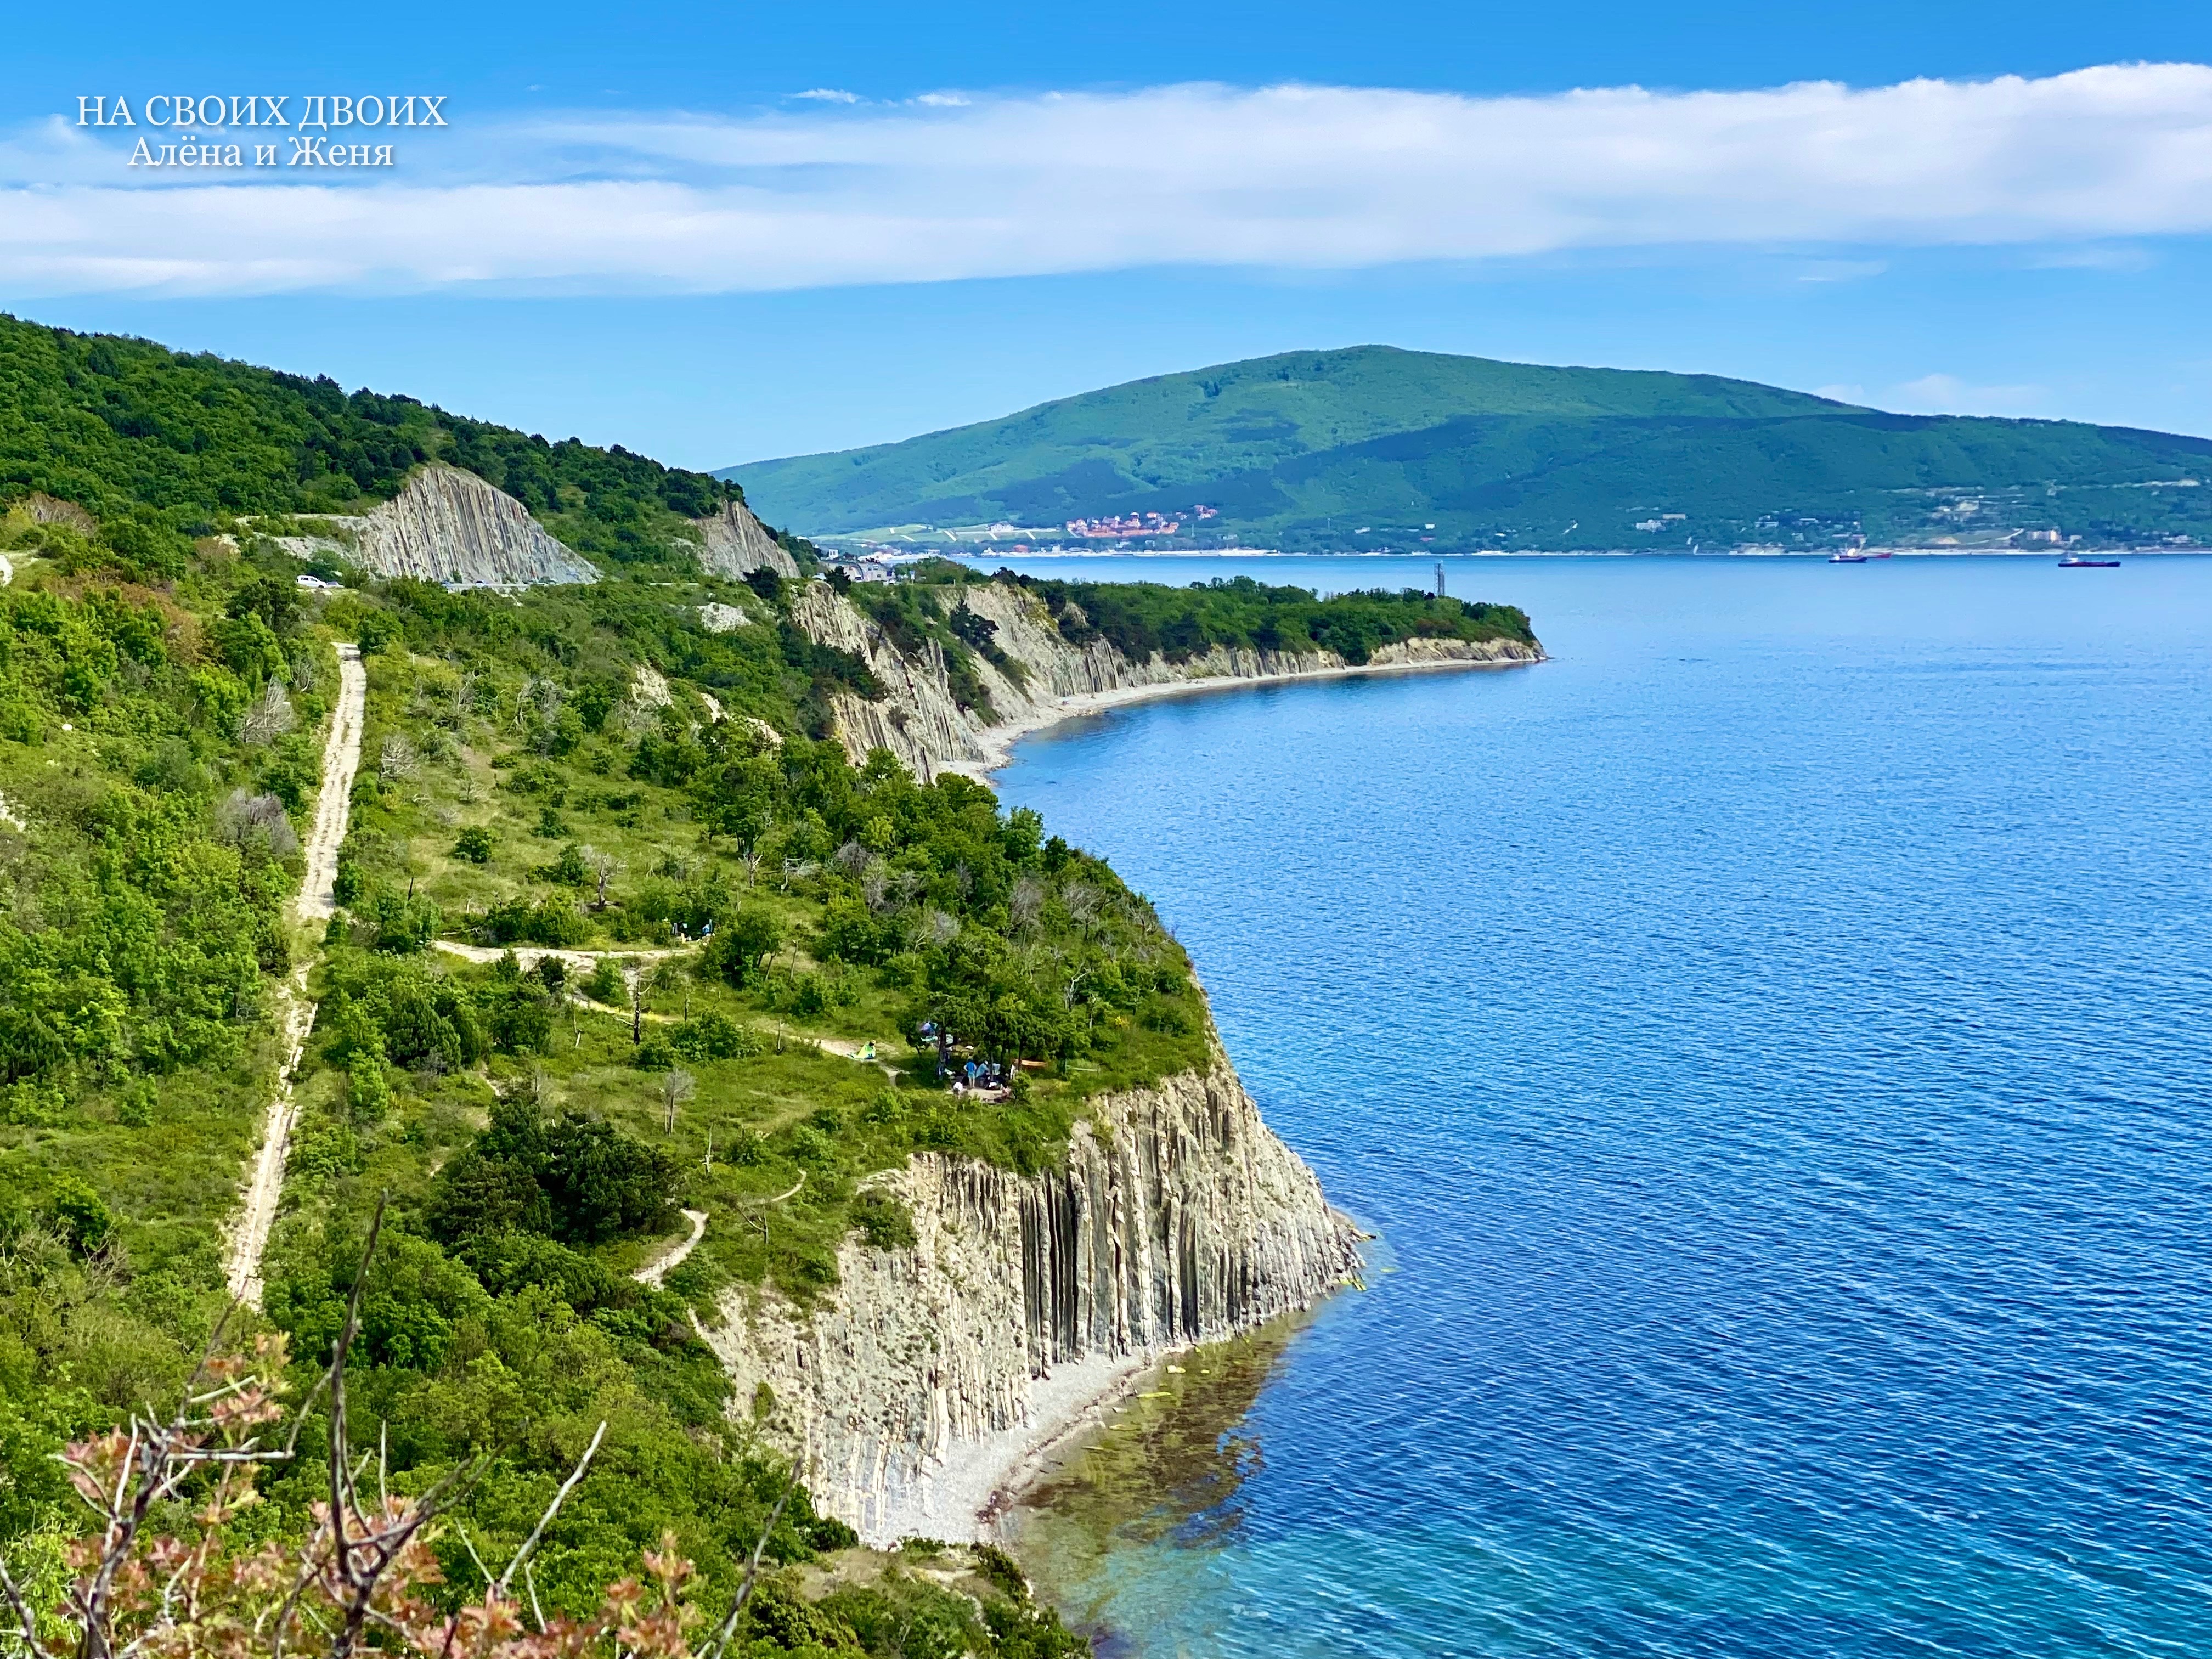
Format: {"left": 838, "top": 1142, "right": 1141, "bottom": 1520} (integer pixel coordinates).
{"left": 223, "top": 643, "right": 365, "bottom": 1307}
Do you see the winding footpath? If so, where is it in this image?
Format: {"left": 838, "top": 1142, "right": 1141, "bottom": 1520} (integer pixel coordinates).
{"left": 632, "top": 1207, "right": 709, "bottom": 1288}
{"left": 223, "top": 644, "right": 366, "bottom": 1308}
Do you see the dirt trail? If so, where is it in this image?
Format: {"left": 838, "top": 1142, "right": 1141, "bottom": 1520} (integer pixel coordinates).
{"left": 224, "top": 644, "right": 365, "bottom": 1308}
{"left": 633, "top": 1208, "right": 708, "bottom": 1288}
{"left": 430, "top": 940, "right": 694, "bottom": 975}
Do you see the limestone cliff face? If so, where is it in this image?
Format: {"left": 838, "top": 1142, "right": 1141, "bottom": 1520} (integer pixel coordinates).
{"left": 334, "top": 465, "right": 599, "bottom": 587}
{"left": 699, "top": 1050, "right": 1361, "bottom": 1542}
{"left": 791, "top": 578, "right": 1544, "bottom": 778}
{"left": 685, "top": 500, "right": 801, "bottom": 580}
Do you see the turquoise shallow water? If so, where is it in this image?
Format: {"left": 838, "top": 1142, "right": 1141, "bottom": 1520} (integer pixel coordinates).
{"left": 981, "top": 556, "right": 2212, "bottom": 1658}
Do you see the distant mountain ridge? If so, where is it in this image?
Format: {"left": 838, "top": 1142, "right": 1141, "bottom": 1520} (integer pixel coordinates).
{"left": 721, "top": 346, "right": 2212, "bottom": 552}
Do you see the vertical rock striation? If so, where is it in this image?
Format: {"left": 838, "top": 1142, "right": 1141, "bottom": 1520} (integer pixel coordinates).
{"left": 338, "top": 464, "right": 599, "bottom": 586}
{"left": 699, "top": 1049, "right": 1362, "bottom": 1544}
{"left": 686, "top": 500, "right": 801, "bottom": 580}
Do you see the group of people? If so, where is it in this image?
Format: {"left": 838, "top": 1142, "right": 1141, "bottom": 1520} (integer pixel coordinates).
{"left": 917, "top": 1020, "right": 1015, "bottom": 1099}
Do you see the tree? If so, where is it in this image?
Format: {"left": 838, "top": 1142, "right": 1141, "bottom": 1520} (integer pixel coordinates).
{"left": 583, "top": 845, "right": 621, "bottom": 910}
{"left": 661, "top": 1069, "right": 695, "bottom": 1135}
{"left": 629, "top": 961, "right": 656, "bottom": 1044}
{"left": 705, "top": 908, "right": 781, "bottom": 989}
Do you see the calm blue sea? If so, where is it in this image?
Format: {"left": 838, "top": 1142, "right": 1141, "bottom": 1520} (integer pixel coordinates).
{"left": 983, "top": 555, "right": 2212, "bottom": 1658}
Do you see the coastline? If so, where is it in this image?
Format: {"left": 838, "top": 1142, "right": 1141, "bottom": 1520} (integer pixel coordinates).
{"left": 898, "top": 1350, "right": 1171, "bottom": 1544}
{"left": 964, "top": 1214, "right": 1371, "bottom": 1542}
{"left": 945, "top": 649, "right": 1543, "bottom": 782}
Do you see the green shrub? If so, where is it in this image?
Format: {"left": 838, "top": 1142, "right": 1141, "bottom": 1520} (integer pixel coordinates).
{"left": 850, "top": 1189, "right": 917, "bottom": 1252}
{"left": 669, "top": 1009, "right": 759, "bottom": 1062}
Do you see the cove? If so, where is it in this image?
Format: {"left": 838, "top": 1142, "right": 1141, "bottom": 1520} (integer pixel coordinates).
{"left": 987, "top": 555, "right": 2212, "bottom": 1658}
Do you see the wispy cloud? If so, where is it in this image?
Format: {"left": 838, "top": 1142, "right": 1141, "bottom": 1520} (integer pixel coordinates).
{"left": 1888, "top": 373, "right": 2052, "bottom": 416}
{"left": 790, "top": 88, "right": 861, "bottom": 104}
{"left": 5, "top": 64, "right": 2212, "bottom": 297}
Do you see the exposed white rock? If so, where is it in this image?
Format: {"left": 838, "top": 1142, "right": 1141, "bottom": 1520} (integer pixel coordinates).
{"left": 701, "top": 1050, "right": 1361, "bottom": 1544}
{"left": 331, "top": 465, "right": 597, "bottom": 587}
{"left": 686, "top": 500, "right": 800, "bottom": 580}
{"left": 697, "top": 601, "right": 752, "bottom": 633}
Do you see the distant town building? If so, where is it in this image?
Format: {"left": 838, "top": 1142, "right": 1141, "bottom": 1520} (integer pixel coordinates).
{"left": 1064, "top": 511, "right": 1185, "bottom": 538}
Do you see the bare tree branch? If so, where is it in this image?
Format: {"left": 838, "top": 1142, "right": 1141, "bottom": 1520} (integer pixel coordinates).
{"left": 495, "top": 1420, "right": 606, "bottom": 1596}
{"left": 695, "top": 1476, "right": 797, "bottom": 1659}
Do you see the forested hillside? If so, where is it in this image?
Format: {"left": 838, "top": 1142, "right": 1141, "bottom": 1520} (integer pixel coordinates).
{"left": 725, "top": 345, "right": 2212, "bottom": 552}
{"left": 0, "top": 314, "right": 743, "bottom": 571}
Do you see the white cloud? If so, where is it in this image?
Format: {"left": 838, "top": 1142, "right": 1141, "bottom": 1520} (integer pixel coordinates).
{"left": 912, "top": 92, "right": 971, "bottom": 108}
{"left": 1792, "top": 259, "right": 1888, "bottom": 283}
{"left": 1888, "top": 373, "right": 2052, "bottom": 416}
{"left": 791, "top": 88, "right": 860, "bottom": 104}
{"left": 5, "top": 63, "right": 2212, "bottom": 297}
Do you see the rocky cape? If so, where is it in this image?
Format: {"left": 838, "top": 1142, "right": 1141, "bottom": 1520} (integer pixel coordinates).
{"left": 791, "top": 578, "right": 1546, "bottom": 780}
{"left": 699, "top": 1047, "right": 1363, "bottom": 1544}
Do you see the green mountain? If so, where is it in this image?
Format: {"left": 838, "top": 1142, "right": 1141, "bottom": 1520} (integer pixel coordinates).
{"left": 722, "top": 346, "right": 2212, "bottom": 552}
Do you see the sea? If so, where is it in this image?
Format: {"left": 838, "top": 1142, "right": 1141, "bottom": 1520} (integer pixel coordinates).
{"left": 974, "top": 554, "right": 2212, "bottom": 1658}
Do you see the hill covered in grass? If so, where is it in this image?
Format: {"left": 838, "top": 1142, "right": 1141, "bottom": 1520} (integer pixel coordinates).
{"left": 723, "top": 345, "right": 2212, "bottom": 552}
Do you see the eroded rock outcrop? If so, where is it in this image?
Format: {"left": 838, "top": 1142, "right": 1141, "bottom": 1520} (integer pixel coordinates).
{"left": 700, "top": 1050, "right": 1361, "bottom": 1542}
{"left": 685, "top": 500, "right": 800, "bottom": 580}
{"left": 793, "top": 578, "right": 1545, "bottom": 778}
{"left": 337, "top": 465, "right": 598, "bottom": 586}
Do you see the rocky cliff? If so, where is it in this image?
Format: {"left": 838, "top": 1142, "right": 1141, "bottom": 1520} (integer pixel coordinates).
{"left": 700, "top": 1049, "right": 1361, "bottom": 1543}
{"left": 319, "top": 464, "right": 600, "bottom": 587}
{"left": 685, "top": 500, "right": 801, "bottom": 580}
{"left": 792, "top": 579, "right": 1544, "bottom": 779}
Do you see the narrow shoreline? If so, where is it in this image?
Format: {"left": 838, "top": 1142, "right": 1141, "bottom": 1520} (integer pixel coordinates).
{"left": 943, "top": 647, "right": 1543, "bottom": 782}
{"left": 867, "top": 1350, "right": 1171, "bottom": 1547}
{"left": 973, "top": 1352, "right": 1170, "bottom": 1541}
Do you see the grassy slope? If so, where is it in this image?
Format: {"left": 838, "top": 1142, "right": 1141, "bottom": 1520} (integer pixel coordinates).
{"left": 301, "top": 574, "right": 1214, "bottom": 1314}
{"left": 724, "top": 344, "right": 2212, "bottom": 550}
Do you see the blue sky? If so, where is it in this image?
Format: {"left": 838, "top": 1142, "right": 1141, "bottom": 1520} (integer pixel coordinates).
{"left": 7, "top": 2, "right": 2212, "bottom": 470}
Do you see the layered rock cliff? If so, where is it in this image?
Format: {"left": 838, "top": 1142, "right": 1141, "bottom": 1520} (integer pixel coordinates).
{"left": 700, "top": 1049, "right": 1361, "bottom": 1542}
{"left": 330, "top": 464, "right": 600, "bottom": 587}
{"left": 684, "top": 500, "right": 802, "bottom": 580}
{"left": 792, "top": 579, "right": 1544, "bottom": 779}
